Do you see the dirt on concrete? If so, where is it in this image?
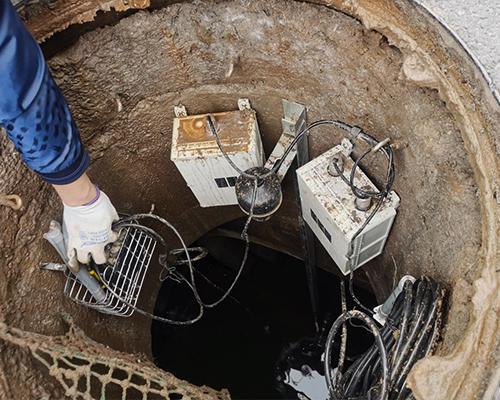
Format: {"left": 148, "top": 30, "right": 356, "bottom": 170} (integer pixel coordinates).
{"left": 0, "top": 0, "right": 497, "bottom": 399}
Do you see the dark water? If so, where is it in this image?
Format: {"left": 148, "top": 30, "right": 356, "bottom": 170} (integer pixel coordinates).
{"left": 151, "top": 236, "right": 376, "bottom": 400}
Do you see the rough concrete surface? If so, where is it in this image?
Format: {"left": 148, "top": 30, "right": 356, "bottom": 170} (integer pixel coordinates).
{"left": 0, "top": 0, "right": 498, "bottom": 399}
{"left": 417, "top": 0, "right": 500, "bottom": 99}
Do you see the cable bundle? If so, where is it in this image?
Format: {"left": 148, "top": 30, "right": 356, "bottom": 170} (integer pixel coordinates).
{"left": 324, "top": 277, "right": 445, "bottom": 400}
{"left": 92, "top": 209, "right": 257, "bottom": 325}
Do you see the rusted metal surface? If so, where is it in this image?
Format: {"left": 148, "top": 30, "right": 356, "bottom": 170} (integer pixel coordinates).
{"left": 175, "top": 110, "right": 253, "bottom": 154}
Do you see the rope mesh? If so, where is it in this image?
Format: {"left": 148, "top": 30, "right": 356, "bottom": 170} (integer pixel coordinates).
{"left": 0, "top": 317, "right": 230, "bottom": 400}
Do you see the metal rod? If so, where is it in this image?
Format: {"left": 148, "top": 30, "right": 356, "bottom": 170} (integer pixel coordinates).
{"left": 285, "top": 100, "right": 320, "bottom": 333}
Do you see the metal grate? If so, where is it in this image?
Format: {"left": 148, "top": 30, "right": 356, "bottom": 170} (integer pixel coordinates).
{"left": 64, "top": 226, "right": 157, "bottom": 317}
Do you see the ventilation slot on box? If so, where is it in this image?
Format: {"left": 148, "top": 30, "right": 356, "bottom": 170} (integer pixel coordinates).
{"left": 214, "top": 176, "right": 238, "bottom": 188}
{"left": 310, "top": 209, "right": 332, "bottom": 242}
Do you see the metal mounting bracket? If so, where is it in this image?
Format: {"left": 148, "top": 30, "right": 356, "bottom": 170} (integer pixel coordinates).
{"left": 278, "top": 100, "right": 321, "bottom": 332}
{"left": 264, "top": 100, "right": 306, "bottom": 181}
{"left": 340, "top": 138, "right": 354, "bottom": 156}
{"left": 173, "top": 104, "right": 188, "bottom": 118}
{"left": 237, "top": 98, "right": 252, "bottom": 111}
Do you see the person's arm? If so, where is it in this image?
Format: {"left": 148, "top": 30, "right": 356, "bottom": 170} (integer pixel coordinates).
{"left": 0, "top": 0, "right": 117, "bottom": 264}
{"left": 52, "top": 173, "right": 98, "bottom": 206}
{"left": 0, "top": 0, "right": 89, "bottom": 182}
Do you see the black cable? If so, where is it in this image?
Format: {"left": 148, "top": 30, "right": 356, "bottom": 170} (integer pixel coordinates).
{"left": 391, "top": 280, "right": 414, "bottom": 369}
{"left": 349, "top": 270, "right": 375, "bottom": 315}
{"left": 335, "top": 134, "right": 395, "bottom": 268}
{"left": 272, "top": 120, "right": 357, "bottom": 174}
{"left": 324, "top": 310, "right": 389, "bottom": 400}
{"left": 168, "top": 247, "right": 253, "bottom": 312}
{"left": 207, "top": 115, "right": 253, "bottom": 178}
{"left": 338, "top": 280, "right": 347, "bottom": 377}
{"left": 209, "top": 115, "right": 394, "bottom": 195}
{"left": 88, "top": 185, "right": 258, "bottom": 325}
{"left": 203, "top": 179, "right": 257, "bottom": 308}
{"left": 94, "top": 214, "right": 206, "bottom": 325}
{"left": 324, "top": 277, "right": 445, "bottom": 400}
{"left": 339, "top": 132, "right": 395, "bottom": 315}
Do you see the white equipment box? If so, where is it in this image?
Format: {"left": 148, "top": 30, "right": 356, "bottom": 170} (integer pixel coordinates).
{"left": 171, "top": 102, "right": 264, "bottom": 207}
{"left": 296, "top": 141, "right": 400, "bottom": 275}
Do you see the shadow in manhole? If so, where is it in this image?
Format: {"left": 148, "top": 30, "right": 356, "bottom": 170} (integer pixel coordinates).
{"left": 151, "top": 231, "right": 376, "bottom": 399}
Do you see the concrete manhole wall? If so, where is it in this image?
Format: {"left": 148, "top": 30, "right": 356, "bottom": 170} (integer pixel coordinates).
{"left": 0, "top": 1, "right": 498, "bottom": 399}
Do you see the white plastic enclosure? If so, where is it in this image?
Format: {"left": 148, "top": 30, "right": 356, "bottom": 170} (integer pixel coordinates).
{"left": 296, "top": 140, "right": 400, "bottom": 275}
{"left": 171, "top": 105, "right": 264, "bottom": 207}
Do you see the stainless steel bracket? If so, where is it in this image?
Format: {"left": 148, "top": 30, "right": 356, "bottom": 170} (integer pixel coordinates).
{"left": 265, "top": 100, "right": 306, "bottom": 181}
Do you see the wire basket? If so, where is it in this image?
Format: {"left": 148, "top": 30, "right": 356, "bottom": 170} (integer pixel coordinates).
{"left": 64, "top": 225, "right": 157, "bottom": 317}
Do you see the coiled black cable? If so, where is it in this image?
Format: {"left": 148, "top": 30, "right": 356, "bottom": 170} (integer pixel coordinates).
{"left": 324, "top": 277, "right": 445, "bottom": 400}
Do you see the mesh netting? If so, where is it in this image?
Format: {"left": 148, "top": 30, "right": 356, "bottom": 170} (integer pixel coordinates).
{"left": 0, "top": 317, "right": 230, "bottom": 400}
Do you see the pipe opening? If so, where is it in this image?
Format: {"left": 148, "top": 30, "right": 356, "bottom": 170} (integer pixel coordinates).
{"left": 151, "top": 223, "right": 377, "bottom": 399}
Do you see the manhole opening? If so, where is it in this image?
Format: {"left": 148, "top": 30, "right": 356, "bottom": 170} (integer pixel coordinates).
{"left": 151, "top": 219, "right": 376, "bottom": 399}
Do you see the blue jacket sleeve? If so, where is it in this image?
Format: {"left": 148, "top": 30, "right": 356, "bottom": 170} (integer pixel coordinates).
{"left": 0, "top": 0, "right": 89, "bottom": 184}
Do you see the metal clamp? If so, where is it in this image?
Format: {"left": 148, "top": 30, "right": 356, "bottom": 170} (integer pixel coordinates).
{"left": 347, "top": 126, "right": 362, "bottom": 142}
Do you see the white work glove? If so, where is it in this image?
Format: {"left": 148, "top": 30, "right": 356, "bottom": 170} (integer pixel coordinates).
{"left": 63, "top": 189, "right": 119, "bottom": 265}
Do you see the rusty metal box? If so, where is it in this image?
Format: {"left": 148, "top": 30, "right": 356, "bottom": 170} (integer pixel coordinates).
{"left": 296, "top": 141, "right": 400, "bottom": 274}
{"left": 171, "top": 108, "right": 264, "bottom": 207}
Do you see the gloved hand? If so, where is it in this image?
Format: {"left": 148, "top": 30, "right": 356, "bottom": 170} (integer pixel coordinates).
{"left": 63, "top": 188, "right": 119, "bottom": 264}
